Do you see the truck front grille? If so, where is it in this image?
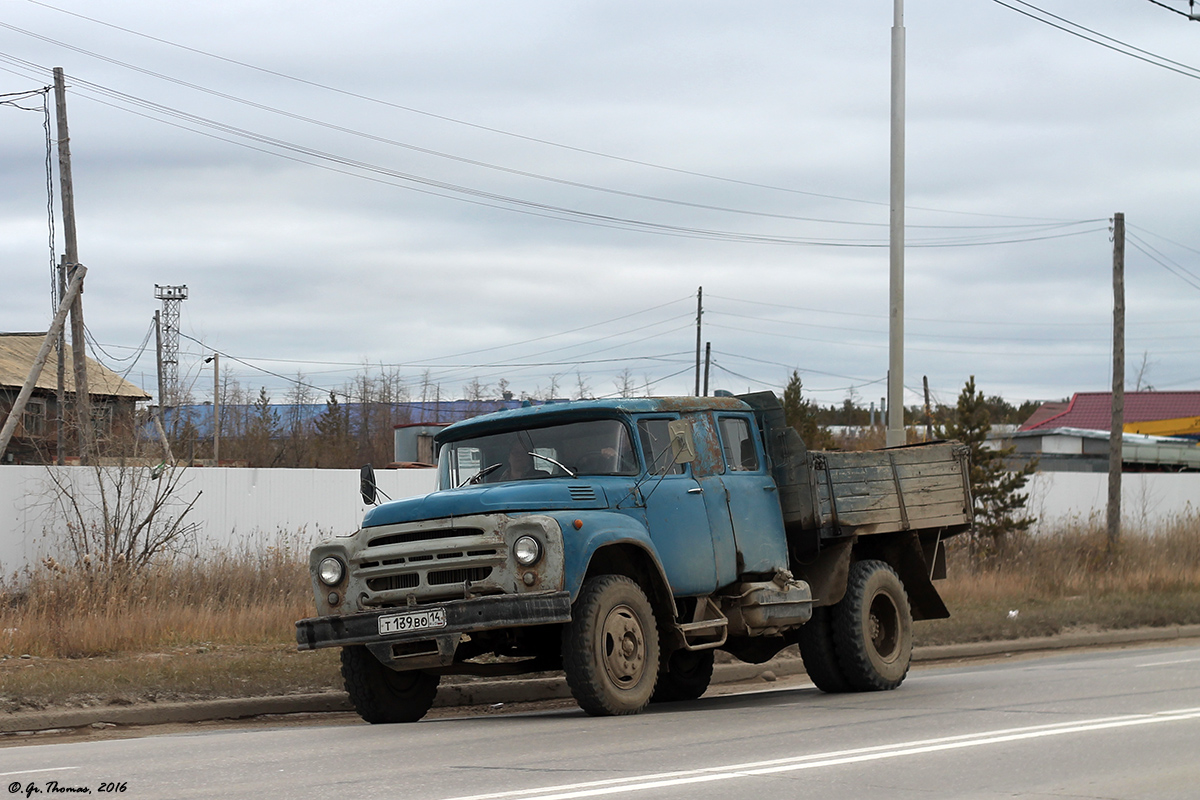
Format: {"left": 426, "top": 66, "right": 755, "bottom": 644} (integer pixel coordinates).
{"left": 354, "top": 524, "right": 506, "bottom": 607}
{"left": 428, "top": 566, "right": 493, "bottom": 585}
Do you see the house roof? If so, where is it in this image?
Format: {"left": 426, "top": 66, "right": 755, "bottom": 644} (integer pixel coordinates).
{"left": 0, "top": 332, "right": 150, "bottom": 399}
{"left": 1020, "top": 391, "right": 1200, "bottom": 432}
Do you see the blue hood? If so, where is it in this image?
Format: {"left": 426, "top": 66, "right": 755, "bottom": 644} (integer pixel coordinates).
{"left": 362, "top": 480, "right": 611, "bottom": 527}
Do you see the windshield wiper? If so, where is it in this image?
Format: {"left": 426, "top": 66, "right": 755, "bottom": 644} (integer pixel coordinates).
{"left": 459, "top": 462, "right": 502, "bottom": 488}
{"left": 530, "top": 452, "right": 577, "bottom": 478}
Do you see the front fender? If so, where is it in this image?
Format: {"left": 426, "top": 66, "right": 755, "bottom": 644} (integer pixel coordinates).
{"left": 547, "top": 510, "right": 669, "bottom": 602}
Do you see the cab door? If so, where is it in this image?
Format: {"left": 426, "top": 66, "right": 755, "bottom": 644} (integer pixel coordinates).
{"left": 712, "top": 413, "right": 789, "bottom": 576}
{"left": 635, "top": 416, "right": 719, "bottom": 595}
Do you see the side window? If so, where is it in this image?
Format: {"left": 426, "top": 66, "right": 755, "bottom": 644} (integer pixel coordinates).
{"left": 718, "top": 417, "right": 759, "bottom": 472}
{"left": 636, "top": 418, "right": 685, "bottom": 475}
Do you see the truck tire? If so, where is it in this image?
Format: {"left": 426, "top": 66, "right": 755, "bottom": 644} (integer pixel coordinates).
{"left": 562, "top": 575, "right": 660, "bottom": 716}
{"left": 340, "top": 645, "right": 440, "bottom": 723}
{"left": 797, "top": 605, "right": 851, "bottom": 693}
{"left": 652, "top": 648, "right": 714, "bottom": 703}
{"left": 831, "top": 560, "right": 913, "bottom": 691}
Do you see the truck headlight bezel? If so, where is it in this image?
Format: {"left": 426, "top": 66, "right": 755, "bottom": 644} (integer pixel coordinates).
{"left": 318, "top": 556, "right": 345, "bottom": 586}
{"left": 513, "top": 535, "right": 542, "bottom": 567}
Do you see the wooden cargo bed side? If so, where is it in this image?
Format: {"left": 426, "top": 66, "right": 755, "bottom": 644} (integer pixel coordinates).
{"left": 812, "top": 442, "right": 972, "bottom": 537}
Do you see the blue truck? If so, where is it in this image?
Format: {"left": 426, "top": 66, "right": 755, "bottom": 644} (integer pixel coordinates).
{"left": 296, "top": 393, "right": 973, "bottom": 722}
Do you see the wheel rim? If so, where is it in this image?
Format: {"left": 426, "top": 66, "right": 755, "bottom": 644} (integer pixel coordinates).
{"left": 600, "top": 602, "right": 647, "bottom": 688}
{"left": 867, "top": 591, "right": 901, "bottom": 663}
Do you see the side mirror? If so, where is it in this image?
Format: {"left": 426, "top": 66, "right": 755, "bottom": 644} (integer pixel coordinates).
{"left": 360, "top": 464, "right": 377, "bottom": 505}
{"left": 667, "top": 420, "right": 697, "bottom": 464}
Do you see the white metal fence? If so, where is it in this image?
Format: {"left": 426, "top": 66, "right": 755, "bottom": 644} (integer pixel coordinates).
{"left": 1, "top": 466, "right": 1195, "bottom": 573}
{"left": 0, "top": 465, "right": 438, "bottom": 573}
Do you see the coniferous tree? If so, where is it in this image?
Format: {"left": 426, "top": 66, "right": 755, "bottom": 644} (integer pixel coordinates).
{"left": 782, "top": 370, "right": 834, "bottom": 449}
{"left": 939, "top": 376, "right": 1037, "bottom": 561}
{"left": 314, "top": 391, "right": 353, "bottom": 468}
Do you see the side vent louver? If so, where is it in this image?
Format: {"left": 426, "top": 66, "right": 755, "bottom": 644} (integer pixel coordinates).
{"left": 568, "top": 485, "right": 596, "bottom": 501}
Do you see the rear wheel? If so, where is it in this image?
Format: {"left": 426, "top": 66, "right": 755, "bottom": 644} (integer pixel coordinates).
{"left": 831, "top": 560, "right": 912, "bottom": 691}
{"left": 562, "top": 575, "right": 660, "bottom": 716}
{"left": 340, "top": 645, "right": 440, "bottom": 723}
{"left": 797, "top": 605, "right": 851, "bottom": 693}
{"left": 652, "top": 648, "right": 714, "bottom": 703}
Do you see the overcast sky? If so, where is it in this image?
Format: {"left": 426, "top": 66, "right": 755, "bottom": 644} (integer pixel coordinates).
{"left": 2, "top": 0, "right": 1198, "bottom": 413}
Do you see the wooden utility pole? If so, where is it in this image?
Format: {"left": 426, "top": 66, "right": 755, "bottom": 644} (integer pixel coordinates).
{"left": 1107, "top": 212, "right": 1125, "bottom": 552}
{"left": 694, "top": 287, "right": 703, "bottom": 396}
{"left": 702, "top": 342, "right": 711, "bottom": 397}
{"left": 0, "top": 267, "right": 86, "bottom": 459}
{"left": 55, "top": 258, "right": 66, "bottom": 465}
{"left": 923, "top": 375, "right": 932, "bottom": 442}
{"left": 53, "top": 67, "right": 92, "bottom": 465}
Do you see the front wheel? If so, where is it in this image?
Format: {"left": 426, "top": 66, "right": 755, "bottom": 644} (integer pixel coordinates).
{"left": 340, "top": 645, "right": 440, "bottom": 723}
{"left": 652, "top": 648, "right": 714, "bottom": 703}
{"left": 831, "top": 560, "right": 913, "bottom": 691}
{"left": 562, "top": 575, "right": 660, "bottom": 716}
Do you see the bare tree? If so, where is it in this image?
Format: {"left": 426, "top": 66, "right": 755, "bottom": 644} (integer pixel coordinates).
{"left": 42, "top": 435, "right": 201, "bottom": 571}
{"left": 1132, "top": 350, "right": 1155, "bottom": 392}
{"left": 572, "top": 370, "right": 593, "bottom": 400}
{"left": 614, "top": 368, "right": 636, "bottom": 398}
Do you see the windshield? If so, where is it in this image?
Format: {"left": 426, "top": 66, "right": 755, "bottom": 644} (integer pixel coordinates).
{"left": 438, "top": 419, "right": 638, "bottom": 488}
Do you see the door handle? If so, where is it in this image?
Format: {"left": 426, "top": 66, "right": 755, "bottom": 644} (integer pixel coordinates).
{"left": 687, "top": 487, "right": 703, "bottom": 494}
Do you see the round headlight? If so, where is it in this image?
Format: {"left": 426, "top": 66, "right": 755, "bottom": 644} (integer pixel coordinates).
{"left": 513, "top": 536, "right": 542, "bottom": 567}
{"left": 318, "top": 556, "right": 345, "bottom": 586}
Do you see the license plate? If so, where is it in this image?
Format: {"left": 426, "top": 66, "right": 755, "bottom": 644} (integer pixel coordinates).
{"left": 378, "top": 607, "right": 447, "bottom": 636}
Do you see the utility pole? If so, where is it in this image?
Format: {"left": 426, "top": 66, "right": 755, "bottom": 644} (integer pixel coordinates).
{"left": 886, "top": 0, "right": 907, "bottom": 448}
{"left": 1107, "top": 212, "right": 1125, "bottom": 553}
{"left": 210, "top": 353, "right": 220, "bottom": 465}
{"left": 55, "top": 258, "right": 66, "bottom": 465}
{"left": 694, "top": 287, "right": 703, "bottom": 396}
{"left": 0, "top": 267, "right": 87, "bottom": 459}
{"left": 702, "top": 342, "right": 711, "bottom": 397}
{"left": 923, "top": 375, "right": 932, "bottom": 442}
{"left": 54, "top": 67, "right": 92, "bottom": 464}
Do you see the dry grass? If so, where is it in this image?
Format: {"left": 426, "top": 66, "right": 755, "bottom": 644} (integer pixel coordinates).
{"left": 916, "top": 511, "right": 1200, "bottom": 645}
{"left": 2, "top": 517, "right": 1198, "bottom": 710}
{"left": 1, "top": 534, "right": 314, "bottom": 659}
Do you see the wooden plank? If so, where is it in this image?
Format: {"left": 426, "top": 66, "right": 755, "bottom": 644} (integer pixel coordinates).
{"left": 838, "top": 506, "right": 971, "bottom": 530}
{"left": 840, "top": 512, "right": 972, "bottom": 537}
{"left": 823, "top": 460, "right": 963, "bottom": 486}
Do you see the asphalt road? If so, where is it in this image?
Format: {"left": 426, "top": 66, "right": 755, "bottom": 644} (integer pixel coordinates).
{"left": 2, "top": 643, "right": 1199, "bottom": 800}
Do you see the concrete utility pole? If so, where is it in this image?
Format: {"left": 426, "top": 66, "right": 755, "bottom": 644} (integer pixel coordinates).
{"left": 1108, "top": 212, "right": 1125, "bottom": 551}
{"left": 54, "top": 67, "right": 92, "bottom": 464}
{"left": 210, "top": 353, "right": 220, "bottom": 464}
{"left": 887, "top": 0, "right": 907, "bottom": 448}
{"left": 694, "top": 287, "right": 703, "bottom": 396}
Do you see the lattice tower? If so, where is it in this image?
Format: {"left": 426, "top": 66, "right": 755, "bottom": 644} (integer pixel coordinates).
{"left": 154, "top": 284, "right": 188, "bottom": 407}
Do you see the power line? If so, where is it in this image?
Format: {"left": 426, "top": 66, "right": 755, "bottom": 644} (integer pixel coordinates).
{"left": 21, "top": 0, "right": 1084, "bottom": 224}
{"left": 993, "top": 0, "right": 1200, "bottom": 80}
{"left": 1127, "top": 234, "right": 1200, "bottom": 291}
{"left": 1144, "top": 0, "right": 1200, "bottom": 21}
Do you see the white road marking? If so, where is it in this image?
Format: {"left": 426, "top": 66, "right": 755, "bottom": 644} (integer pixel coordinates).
{"left": 0, "top": 767, "right": 80, "bottom": 777}
{"left": 1137, "top": 657, "right": 1200, "bottom": 668}
{"left": 439, "top": 707, "right": 1200, "bottom": 800}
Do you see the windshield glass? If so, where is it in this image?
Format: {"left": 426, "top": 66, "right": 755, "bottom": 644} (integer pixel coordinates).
{"left": 438, "top": 419, "right": 638, "bottom": 488}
